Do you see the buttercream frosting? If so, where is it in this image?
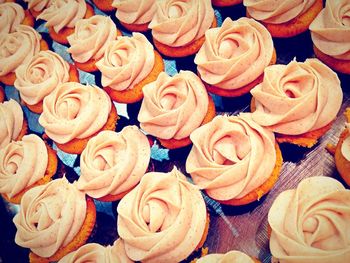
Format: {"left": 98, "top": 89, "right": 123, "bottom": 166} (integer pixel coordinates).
{"left": 0, "top": 3, "right": 25, "bottom": 35}
{"left": 39, "top": 82, "right": 111, "bottom": 144}
{"left": 268, "top": 176, "right": 350, "bottom": 263}
{"left": 149, "top": 0, "right": 214, "bottom": 47}
{"left": 0, "top": 99, "right": 23, "bottom": 149}
{"left": 67, "top": 15, "right": 117, "bottom": 63}
{"left": 244, "top": 0, "right": 316, "bottom": 24}
{"left": 117, "top": 167, "right": 207, "bottom": 262}
{"left": 15, "top": 50, "right": 70, "bottom": 105}
{"left": 96, "top": 33, "right": 154, "bottom": 91}
{"left": 13, "top": 178, "right": 87, "bottom": 258}
{"left": 195, "top": 17, "right": 274, "bottom": 90}
{"left": 138, "top": 70, "right": 209, "bottom": 140}
{"left": 251, "top": 59, "right": 343, "bottom": 135}
{"left": 0, "top": 25, "right": 41, "bottom": 76}
{"left": 24, "top": 0, "right": 53, "bottom": 13}
{"left": 0, "top": 134, "right": 48, "bottom": 198}
{"left": 77, "top": 126, "right": 150, "bottom": 199}
{"left": 310, "top": 0, "right": 350, "bottom": 60}
{"left": 113, "top": 0, "right": 156, "bottom": 25}
{"left": 341, "top": 123, "right": 350, "bottom": 162}
{"left": 197, "top": 250, "right": 255, "bottom": 263}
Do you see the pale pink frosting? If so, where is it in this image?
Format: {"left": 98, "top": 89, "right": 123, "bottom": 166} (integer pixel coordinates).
{"left": 149, "top": 0, "right": 214, "bottom": 47}
{"left": 138, "top": 71, "right": 209, "bottom": 140}
{"left": 24, "top": 0, "right": 53, "bottom": 13}
{"left": 113, "top": 0, "right": 156, "bottom": 25}
{"left": 13, "top": 178, "right": 87, "bottom": 258}
{"left": 77, "top": 126, "right": 150, "bottom": 199}
{"left": 117, "top": 167, "right": 207, "bottom": 262}
{"left": 268, "top": 176, "right": 350, "bottom": 263}
{"left": 341, "top": 123, "right": 350, "bottom": 162}
{"left": 15, "top": 50, "right": 70, "bottom": 105}
{"left": 0, "top": 25, "right": 41, "bottom": 76}
{"left": 251, "top": 59, "right": 343, "bottom": 135}
{"left": 186, "top": 114, "right": 276, "bottom": 201}
{"left": 39, "top": 82, "right": 112, "bottom": 144}
{"left": 37, "top": 0, "right": 87, "bottom": 33}
{"left": 0, "top": 134, "right": 48, "bottom": 198}
{"left": 195, "top": 17, "right": 273, "bottom": 90}
{"left": 0, "top": 3, "right": 25, "bottom": 35}
{"left": 0, "top": 99, "right": 23, "bottom": 149}
{"left": 96, "top": 33, "right": 154, "bottom": 91}
{"left": 67, "top": 15, "right": 117, "bottom": 63}
{"left": 310, "top": 0, "right": 350, "bottom": 60}
{"left": 197, "top": 250, "right": 255, "bottom": 263}
{"left": 244, "top": 0, "right": 316, "bottom": 24}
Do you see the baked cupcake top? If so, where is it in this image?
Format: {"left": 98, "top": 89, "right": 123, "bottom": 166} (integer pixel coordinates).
{"left": 138, "top": 70, "right": 209, "bottom": 140}
{"left": 186, "top": 114, "right": 276, "bottom": 201}
{"left": 341, "top": 123, "right": 350, "bottom": 161}
{"left": 15, "top": 50, "right": 70, "bottom": 106}
{"left": 0, "top": 134, "right": 48, "bottom": 198}
{"left": 0, "top": 99, "right": 23, "bottom": 149}
{"left": 149, "top": 0, "right": 214, "bottom": 47}
{"left": 13, "top": 177, "right": 87, "bottom": 258}
{"left": 24, "top": 0, "right": 53, "bottom": 13}
{"left": 0, "top": 25, "right": 41, "bottom": 77}
{"left": 251, "top": 59, "right": 343, "bottom": 135}
{"left": 268, "top": 176, "right": 350, "bottom": 263}
{"left": 67, "top": 15, "right": 117, "bottom": 64}
{"left": 37, "top": 0, "right": 87, "bottom": 33}
{"left": 77, "top": 126, "right": 150, "bottom": 199}
{"left": 309, "top": 0, "right": 350, "bottom": 60}
{"left": 244, "top": 0, "right": 316, "bottom": 24}
{"left": 197, "top": 250, "right": 255, "bottom": 263}
{"left": 195, "top": 17, "right": 273, "bottom": 90}
{"left": 113, "top": 0, "right": 156, "bottom": 25}
{"left": 0, "top": 3, "right": 25, "bottom": 35}
{"left": 96, "top": 33, "right": 154, "bottom": 91}
{"left": 117, "top": 167, "right": 207, "bottom": 262}
{"left": 39, "top": 82, "right": 111, "bottom": 144}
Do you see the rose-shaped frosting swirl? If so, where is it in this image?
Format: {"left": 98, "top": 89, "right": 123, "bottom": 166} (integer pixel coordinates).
{"left": 77, "top": 126, "right": 150, "bottom": 199}
{"left": 310, "top": 0, "right": 350, "bottom": 60}
{"left": 0, "top": 25, "right": 41, "bottom": 76}
{"left": 251, "top": 59, "right": 343, "bottom": 135}
{"left": 341, "top": 123, "right": 350, "bottom": 161}
{"left": 0, "top": 99, "right": 23, "bottom": 149}
{"left": 268, "top": 176, "right": 350, "bottom": 263}
{"left": 197, "top": 250, "right": 255, "bottom": 263}
{"left": 244, "top": 0, "right": 316, "bottom": 24}
{"left": 13, "top": 178, "right": 87, "bottom": 258}
{"left": 96, "top": 33, "right": 154, "bottom": 91}
{"left": 195, "top": 17, "right": 273, "bottom": 90}
{"left": 186, "top": 114, "right": 276, "bottom": 201}
{"left": 15, "top": 50, "right": 70, "bottom": 105}
{"left": 24, "top": 0, "right": 53, "bottom": 13}
{"left": 117, "top": 167, "right": 206, "bottom": 262}
{"left": 0, "top": 3, "right": 25, "bottom": 35}
{"left": 0, "top": 134, "right": 48, "bottom": 198}
{"left": 138, "top": 70, "right": 209, "bottom": 140}
{"left": 37, "top": 0, "right": 87, "bottom": 33}
{"left": 67, "top": 15, "right": 117, "bottom": 63}
{"left": 113, "top": 0, "right": 156, "bottom": 25}
{"left": 149, "top": 0, "right": 214, "bottom": 47}
{"left": 39, "top": 82, "right": 111, "bottom": 144}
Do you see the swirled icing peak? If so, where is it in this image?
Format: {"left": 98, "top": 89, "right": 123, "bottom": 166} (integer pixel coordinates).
{"left": 251, "top": 59, "right": 342, "bottom": 135}
{"left": 24, "top": 0, "right": 53, "bottom": 13}
{"left": 268, "top": 176, "right": 350, "bottom": 263}
{"left": 197, "top": 250, "right": 255, "bottom": 263}
{"left": 0, "top": 3, "right": 25, "bottom": 35}
{"left": 113, "top": 0, "right": 156, "bottom": 25}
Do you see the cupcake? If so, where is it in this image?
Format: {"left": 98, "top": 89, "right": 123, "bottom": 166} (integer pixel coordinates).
{"left": 92, "top": 0, "right": 114, "bottom": 12}
{"left": 244, "top": 0, "right": 323, "bottom": 38}
{"left": 268, "top": 176, "right": 350, "bottom": 263}
{"left": 0, "top": 99, "right": 27, "bottom": 149}
{"left": 37, "top": 0, "right": 95, "bottom": 45}
{"left": 13, "top": 177, "right": 96, "bottom": 262}
{"left": 212, "top": 0, "right": 242, "bottom": 7}
{"left": 197, "top": 250, "right": 260, "bottom": 263}
{"left": 76, "top": 126, "right": 150, "bottom": 202}
{"left": 149, "top": 0, "right": 216, "bottom": 57}
{"left": 24, "top": 0, "right": 53, "bottom": 18}
{"left": 195, "top": 17, "right": 275, "bottom": 97}
{"left": 0, "top": 134, "right": 58, "bottom": 204}
{"left": 0, "top": 2, "right": 34, "bottom": 35}
{"left": 138, "top": 70, "right": 216, "bottom": 149}
{"left": 14, "top": 50, "right": 79, "bottom": 114}
{"left": 67, "top": 15, "right": 122, "bottom": 73}
{"left": 186, "top": 114, "right": 282, "bottom": 206}
{"left": 112, "top": 0, "right": 157, "bottom": 32}
{"left": 0, "top": 85, "right": 4, "bottom": 102}
{"left": 250, "top": 58, "right": 343, "bottom": 148}
{"left": 0, "top": 25, "right": 49, "bottom": 86}
{"left": 117, "top": 167, "right": 209, "bottom": 262}
{"left": 39, "top": 82, "right": 118, "bottom": 154}
{"left": 309, "top": 0, "right": 350, "bottom": 74}
{"left": 96, "top": 33, "right": 164, "bottom": 104}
